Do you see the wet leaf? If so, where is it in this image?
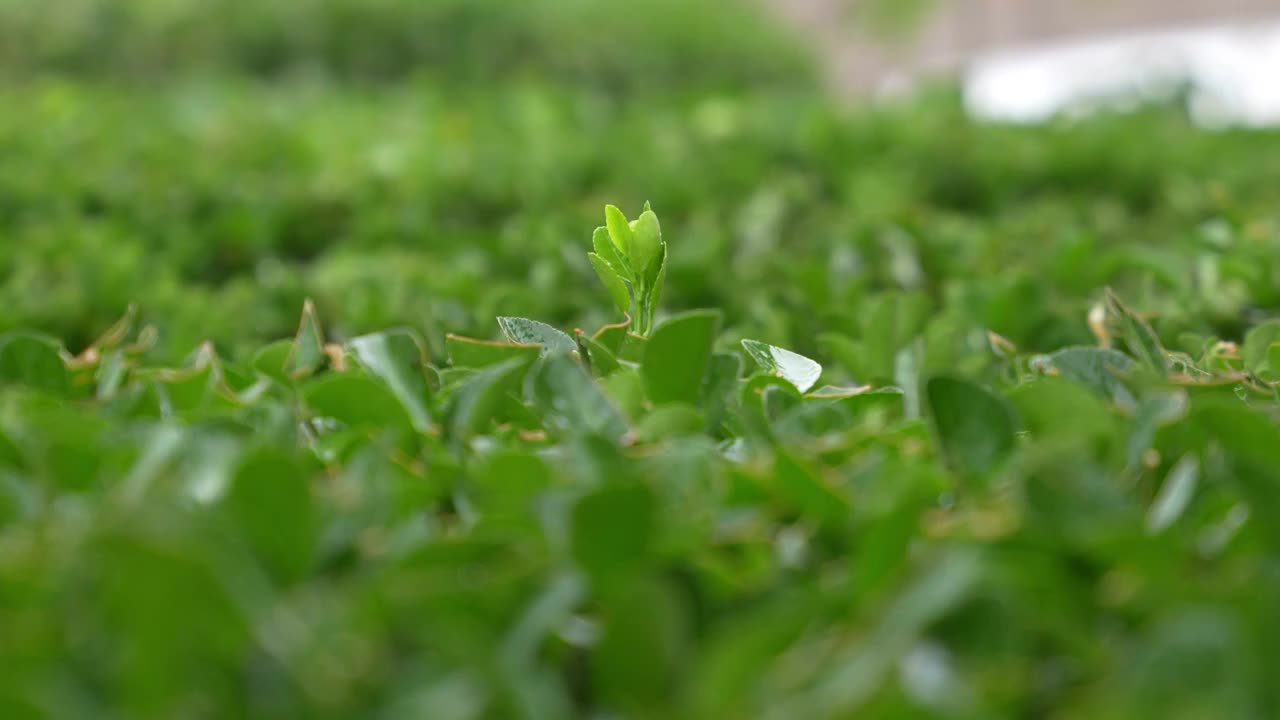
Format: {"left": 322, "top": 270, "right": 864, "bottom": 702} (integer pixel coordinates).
{"left": 497, "top": 317, "right": 576, "bottom": 356}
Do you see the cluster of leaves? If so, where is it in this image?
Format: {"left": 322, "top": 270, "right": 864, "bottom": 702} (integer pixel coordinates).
{"left": 588, "top": 204, "right": 667, "bottom": 335}
{"left": 5, "top": 204, "right": 1280, "bottom": 718}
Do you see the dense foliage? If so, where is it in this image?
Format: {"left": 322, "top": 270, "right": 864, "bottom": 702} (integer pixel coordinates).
{"left": 5, "top": 1, "right": 1280, "bottom": 718}
{"left": 5, "top": 82, "right": 1279, "bottom": 360}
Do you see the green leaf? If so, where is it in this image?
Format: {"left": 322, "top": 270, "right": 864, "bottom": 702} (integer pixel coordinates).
{"left": 1241, "top": 319, "right": 1280, "bottom": 375}
{"left": 151, "top": 362, "right": 223, "bottom": 415}
{"left": 1105, "top": 288, "right": 1170, "bottom": 374}
{"left": 222, "top": 446, "right": 315, "bottom": 583}
{"left": 251, "top": 339, "right": 294, "bottom": 385}
{"left": 86, "top": 304, "right": 138, "bottom": 354}
{"left": 1008, "top": 377, "right": 1114, "bottom": 443}
{"left": 448, "top": 356, "right": 533, "bottom": 438}
{"left": 738, "top": 375, "right": 804, "bottom": 439}
{"left": 643, "top": 310, "right": 722, "bottom": 405}
{"left": 348, "top": 329, "right": 433, "bottom": 432}
{"left": 926, "top": 375, "right": 1018, "bottom": 477}
{"left": 589, "top": 253, "right": 632, "bottom": 317}
{"left": 303, "top": 374, "right": 414, "bottom": 431}
{"left": 496, "top": 317, "right": 576, "bottom": 356}
{"left": 592, "top": 318, "right": 633, "bottom": 355}
{"left": 803, "top": 385, "right": 886, "bottom": 399}
{"left": 605, "top": 204, "right": 633, "bottom": 257}
{"left": 527, "top": 353, "right": 627, "bottom": 440}
{"left": 593, "top": 225, "right": 630, "bottom": 278}
{"left": 286, "top": 299, "right": 327, "bottom": 379}
{"left": 446, "top": 334, "right": 542, "bottom": 368}
{"left": 570, "top": 481, "right": 655, "bottom": 584}
{"left": 575, "top": 332, "right": 621, "bottom": 376}
{"left": 1036, "top": 346, "right": 1137, "bottom": 408}
{"left": 0, "top": 332, "right": 69, "bottom": 396}
{"left": 741, "top": 339, "right": 822, "bottom": 393}
{"left": 630, "top": 210, "right": 664, "bottom": 285}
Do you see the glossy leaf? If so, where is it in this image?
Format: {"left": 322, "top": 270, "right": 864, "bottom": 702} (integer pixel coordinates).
{"left": 497, "top": 317, "right": 576, "bottom": 356}
{"left": 741, "top": 339, "right": 822, "bottom": 393}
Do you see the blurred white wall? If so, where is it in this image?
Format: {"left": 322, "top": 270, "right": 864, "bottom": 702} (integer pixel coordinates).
{"left": 770, "top": 0, "right": 1280, "bottom": 125}
{"left": 965, "top": 21, "right": 1280, "bottom": 127}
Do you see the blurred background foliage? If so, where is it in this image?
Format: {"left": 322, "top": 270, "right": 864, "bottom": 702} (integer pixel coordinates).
{"left": 0, "top": 0, "right": 813, "bottom": 90}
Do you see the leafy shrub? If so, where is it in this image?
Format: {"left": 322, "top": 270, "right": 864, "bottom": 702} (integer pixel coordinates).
{"left": 3, "top": 206, "right": 1280, "bottom": 717}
